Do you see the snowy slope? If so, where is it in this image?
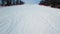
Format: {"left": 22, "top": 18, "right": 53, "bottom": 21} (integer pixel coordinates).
{"left": 0, "top": 5, "right": 60, "bottom": 34}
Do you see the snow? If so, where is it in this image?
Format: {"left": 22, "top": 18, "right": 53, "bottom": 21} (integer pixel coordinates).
{"left": 0, "top": 5, "right": 60, "bottom": 34}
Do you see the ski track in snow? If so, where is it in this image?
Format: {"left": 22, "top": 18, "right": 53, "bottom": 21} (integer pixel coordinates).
{"left": 0, "top": 4, "right": 60, "bottom": 34}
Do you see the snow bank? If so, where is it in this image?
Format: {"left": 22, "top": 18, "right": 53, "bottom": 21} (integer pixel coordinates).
{"left": 0, "top": 5, "right": 60, "bottom": 34}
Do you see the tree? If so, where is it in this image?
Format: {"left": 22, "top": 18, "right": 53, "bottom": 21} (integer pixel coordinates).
{"left": 1, "top": 0, "right": 12, "bottom": 6}
{"left": 6, "top": 0, "right": 12, "bottom": 6}
{"left": 1, "top": 0, "right": 5, "bottom": 6}
{"left": 16, "top": 0, "right": 24, "bottom": 5}
{"left": 20, "top": 0, "right": 24, "bottom": 5}
{"left": 39, "top": 0, "right": 54, "bottom": 6}
{"left": 39, "top": 0, "right": 60, "bottom": 8}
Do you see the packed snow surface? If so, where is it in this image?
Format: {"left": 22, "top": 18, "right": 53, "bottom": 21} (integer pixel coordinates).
{"left": 0, "top": 5, "right": 60, "bottom": 34}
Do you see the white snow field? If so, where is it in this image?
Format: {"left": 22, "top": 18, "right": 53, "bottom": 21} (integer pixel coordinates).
{"left": 0, "top": 5, "right": 60, "bottom": 34}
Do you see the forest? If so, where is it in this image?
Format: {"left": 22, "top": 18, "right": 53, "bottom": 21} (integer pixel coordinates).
{"left": 0, "top": 0, "right": 24, "bottom": 6}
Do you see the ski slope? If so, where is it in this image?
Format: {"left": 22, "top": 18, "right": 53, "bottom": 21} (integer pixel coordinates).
{"left": 0, "top": 5, "right": 60, "bottom": 34}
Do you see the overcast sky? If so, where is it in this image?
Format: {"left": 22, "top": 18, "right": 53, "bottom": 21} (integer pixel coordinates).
{"left": 22, "top": 0, "right": 41, "bottom": 4}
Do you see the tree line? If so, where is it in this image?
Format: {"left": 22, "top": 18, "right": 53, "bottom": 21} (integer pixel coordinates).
{"left": 39, "top": 0, "right": 60, "bottom": 8}
{"left": 1, "top": 0, "right": 24, "bottom": 6}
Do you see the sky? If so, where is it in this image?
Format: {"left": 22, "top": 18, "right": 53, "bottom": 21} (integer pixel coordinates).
{"left": 22, "top": 0, "right": 41, "bottom": 4}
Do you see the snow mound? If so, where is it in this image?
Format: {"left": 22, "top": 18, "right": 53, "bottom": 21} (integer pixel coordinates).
{"left": 0, "top": 5, "right": 60, "bottom": 34}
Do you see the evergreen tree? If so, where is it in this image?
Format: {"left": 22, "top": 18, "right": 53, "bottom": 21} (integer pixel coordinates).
{"left": 16, "top": 0, "right": 24, "bottom": 5}
{"left": 6, "top": 0, "right": 12, "bottom": 6}
{"left": 16, "top": 0, "right": 19, "bottom": 4}
{"left": 39, "top": 0, "right": 60, "bottom": 8}
{"left": 20, "top": 0, "right": 24, "bottom": 5}
{"left": 1, "top": 0, "right": 24, "bottom": 6}
{"left": 1, "top": 0, "right": 5, "bottom": 6}
{"left": 1, "top": 0, "right": 12, "bottom": 6}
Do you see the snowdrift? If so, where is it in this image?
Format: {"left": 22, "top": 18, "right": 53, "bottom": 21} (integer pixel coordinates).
{"left": 0, "top": 5, "right": 60, "bottom": 34}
